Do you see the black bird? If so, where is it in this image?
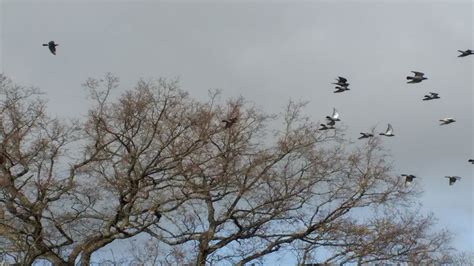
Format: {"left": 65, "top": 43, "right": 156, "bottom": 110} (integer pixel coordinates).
{"left": 222, "top": 117, "right": 238, "bottom": 129}
{"left": 401, "top": 174, "right": 417, "bottom": 184}
{"left": 468, "top": 159, "right": 474, "bottom": 164}
{"left": 332, "top": 76, "right": 349, "bottom": 87}
{"left": 319, "top": 120, "right": 335, "bottom": 131}
{"left": 406, "top": 71, "right": 427, "bottom": 83}
{"left": 457, "top": 49, "right": 473, "bottom": 57}
{"left": 444, "top": 176, "right": 461, "bottom": 186}
{"left": 334, "top": 86, "right": 350, "bottom": 93}
{"left": 358, "top": 132, "right": 374, "bottom": 139}
{"left": 422, "top": 92, "right": 440, "bottom": 101}
{"left": 42, "top": 41, "right": 59, "bottom": 55}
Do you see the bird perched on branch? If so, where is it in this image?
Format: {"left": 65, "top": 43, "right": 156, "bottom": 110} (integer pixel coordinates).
{"left": 406, "top": 71, "right": 427, "bottom": 83}
{"left": 42, "top": 41, "right": 59, "bottom": 55}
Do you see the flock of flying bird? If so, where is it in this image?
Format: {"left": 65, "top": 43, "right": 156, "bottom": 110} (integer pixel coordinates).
{"left": 318, "top": 50, "right": 474, "bottom": 186}
{"left": 42, "top": 42, "right": 472, "bottom": 186}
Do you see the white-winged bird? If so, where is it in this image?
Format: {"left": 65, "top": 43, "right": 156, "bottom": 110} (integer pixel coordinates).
{"left": 444, "top": 176, "right": 461, "bottom": 186}
{"left": 406, "top": 71, "right": 427, "bottom": 83}
{"left": 439, "top": 118, "right": 456, "bottom": 125}
{"left": 358, "top": 132, "right": 374, "bottom": 139}
{"left": 379, "top": 124, "right": 394, "bottom": 137}
{"left": 401, "top": 174, "right": 417, "bottom": 185}
{"left": 326, "top": 108, "right": 340, "bottom": 122}
{"left": 42, "top": 41, "right": 59, "bottom": 55}
{"left": 422, "top": 92, "right": 440, "bottom": 101}
{"left": 457, "top": 49, "right": 473, "bottom": 57}
{"left": 222, "top": 117, "right": 238, "bottom": 129}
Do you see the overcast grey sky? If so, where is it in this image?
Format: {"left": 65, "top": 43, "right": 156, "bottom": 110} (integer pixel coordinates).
{"left": 1, "top": 0, "right": 473, "bottom": 260}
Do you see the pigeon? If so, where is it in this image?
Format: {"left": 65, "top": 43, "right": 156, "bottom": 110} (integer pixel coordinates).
{"left": 468, "top": 159, "right": 474, "bottom": 164}
{"left": 222, "top": 117, "right": 238, "bottom": 129}
{"left": 401, "top": 174, "right": 417, "bottom": 184}
{"left": 334, "top": 86, "right": 350, "bottom": 93}
{"left": 422, "top": 92, "right": 440, "bottom": 101}
{"left": 319, "top": 123, "right": 335, "bottom": 131}
{"left": 332, "top": 77, "right": 349, "bottom": 87}
{"left": 406, "top": 71, "right": 427, "bottom": 83}
{"left": 457, "top": 49, "right": 473, "bottom": 57}
{"left": 379, "top": 124, "right": 394, "bottom": 137}
{"left": 42, "top": 41, "right": 59, "bottom": 55}
{"left": 358, "top": 132, "right": 374, "bottom": 139}
{"left": 444, "top": 176, "right": 461, "bottom": 186}
{"left": 326, "top": 108, "right": 340, "bottom": 122}
{"left": 439, "top": 118, "right": 456, "bottom": 125}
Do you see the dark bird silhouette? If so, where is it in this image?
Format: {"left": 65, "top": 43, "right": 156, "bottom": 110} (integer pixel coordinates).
{"left": 457, "top": 49, "right": 473, "bottom": 57}
{"left": 444, "top": 176, "right": 461, "bottom": 186}
{"left": 468, "top": 159, "right": 474, "bottom": 164}
{"left": 334, "top": 86, "right": 350, "bottom": 93}
{"left": 42, "top": 41, "right": 58, "bottom": 55}
{"left": 439, "top": 118, "right": 456, "bottom": 125}
{"left": 379, "top": 124, "right": 394, "bottom": 137}
{"left": 401, "top": 174, "right": 417, "bottom": 184}
{"left": 422, "top": 92, "right": 440, "bottom": 101}
{"left": 222, "top": 117, "right": 238, "bottom": 129}
{"left": 319, "top": 120, "right": 335, "bottom": 131}
{"left": 406, "top": 71, "right": 427, "bottom": 83}
{"left": 358, "top": 132, "right": 374, "bottom": 139}
{"left": 332, "top": 76, "right": 349, "bottom": 87}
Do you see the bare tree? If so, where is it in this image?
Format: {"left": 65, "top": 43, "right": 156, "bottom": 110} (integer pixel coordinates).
{"left": 0, "top": 74, "right": 456, "bottom": 265}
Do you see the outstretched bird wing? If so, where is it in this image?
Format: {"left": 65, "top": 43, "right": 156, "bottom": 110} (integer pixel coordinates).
{"left": 332, "top": 108, "right": 339, "bottom": 119}
{"left": 386, "top": 124, "right": 393, "bottom": 134}
{"left": 337, "top": 76, "right": 347, "bottom": 83}
{"left": 411, "top": 71, "right": 424, "bottom": 77}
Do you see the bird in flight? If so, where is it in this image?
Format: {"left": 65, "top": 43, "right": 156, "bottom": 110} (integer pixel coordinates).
{"left": 468, "top": 159, "right": 474, "bottom": 164}
{"left": 401, "top": 174, "right": 417, "bottom": 185}
{"left": 457, "top": 49, "right": 473, "bottom": 57}
{"left": 358, "top": 132, "right": 374, "bottom": 139}
{"left": 406, "top": 71, "right": 427, "bottom": 83}
{"left": 439, "top": 118, "right": 456, "bottom": 125}
{"left": 332, "top": 76, "right": 349, "bottom": 87}
{"left": 422, "top": 92, "right": 440, "bottom": 101}
{"left": 222, "top": 117, "right": 238, "bottom": 129}
{"left": 326, "top": 108, "right": 340, "bottom": 122}
{"left": 319, "top": 122, "right": 335, "bottom": 131}
{"left": 444, "top": 176, "right": 461, "bottom": 186}
{"left": 379, "top": 124, "right": 394, "bottom": 137}
{"left": 42, "top": 41, "right": 59, "bottom": 55}
{"left": 334, "top": 86, "right": 350, "bottom": 93}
